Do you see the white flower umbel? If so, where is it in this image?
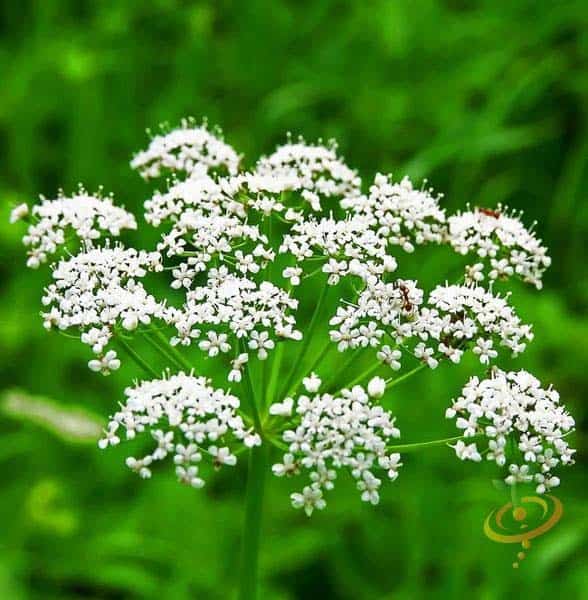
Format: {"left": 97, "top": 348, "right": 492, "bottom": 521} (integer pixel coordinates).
{"left": 167, "top": 268, "right": 300, "bottom": 372}
{"left": 158, "top": 211, "right": 268, "bottom": 284}
{"left": 330, "top": 280, "right": 532, "bottom": 373}
{"left": 280, "top": 214, "right": 394, "bottom": 285}
{"left": 329, "top": 279, "right": 422, "bottom": 358}
{"left": 447, "top": 205, "right": 551, "bottom": 289}
{"left": 42, "top": 243, "right": 167, "bottom": 368}
{"left": 271, "top": 381, "right": 402, "bottom": 514}
{"left": 345, "top": 174, "right": 446, "bottom": 253}
{"left": 255, "top": 137, "right": 361, "bottom": 211}
{"left": 421, "top": 284, "right": 533, "bottom": 362}
{"left": 446, "top": 369, "right": 575, "bottom": 494}
{"left": 19, "top": 187, "right": 137, "bottom": 268}
{"left": 100, "top": 372, "right": 261, "bottom": 484}
{"left": 11, "top": 116, "right": 571, "bottom": 599}
{"left": 131, "top": 118, "right": 240, "bottom": 180}
{"left": 144, "top": 175, "right": 228, "bottom": 226}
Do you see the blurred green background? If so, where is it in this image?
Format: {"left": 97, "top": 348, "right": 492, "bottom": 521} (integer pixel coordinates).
{"left": 1, "top": 1, "right": 587, "bottom": 598}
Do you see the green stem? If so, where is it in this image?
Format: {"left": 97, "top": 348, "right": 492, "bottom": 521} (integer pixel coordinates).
{"left": 143, "top": 331, "right": 183, "bottom": 371}
{"left": 279, "top": 282, "right": 328, "bottom": 399}
{"left": 283, "top": 338, "right": 333, "bottom": 400}
{"left": 243, "top": 361, "right": 263, "bottom": 434}
{"left": 305, "top": 339, "right": 333, "bottom": 375}
{"left": 385, "top": 363, "right": 426, "bottom": 387}
{"left": 150, "top": 326, "right": 193, "bottom": 372}
{"left": 238, "top": 443, "right": 269, "bottom": 600}
{"left": 510, "top": 481, "right": 520, "bottom": 507}
{"left": 324, "top": 347, "right": 362, "bottom": 391}
{"left": 332, "top": 355, "right": 382, "bottom": 391}
{"left": 387, "top": 434, "right": 480, "bottom": 453}
{"left": 265, "top": 341, "right": 285, "bottom": 408}
{"left": 116, "top": 338, "right": 159, "bottom": 378}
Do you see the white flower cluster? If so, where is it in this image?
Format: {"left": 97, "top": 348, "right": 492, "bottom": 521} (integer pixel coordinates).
{"left": 12, "top": 118, "right": 569, "bottom": 511}
{"left": 144, "top": 175, "right": 229, "bottom": 226}
{"left": 345, "top": 174, "right": 446, "bottom": 252}
{"left": 42, "top": 243, "right": 166, "bottom": 372}
{"left": 424, "top": 284, "right": 533, "bottom": 363}
{"left": 446, "top": 370, "right": 575, "bottom": 494}
{"left": 131, "top": 118, "right": 240, "bottom": 180}
{"left": 18, "top": 187, "right": 137, "bottom": 268}
{"left": 158, "top": 211, "right": 268, "bottom": 284}
{"left": 330, "top": 281, "right": 531, "bottom": 372}
{"left": 447, "top": 205, "right": 551, "bottom": 289}
{"left": 329, "top": 279, "right": 421, "bottom": 359}
{"left": 168, "top": 268, "right": 300, "bottom": 378}
{"left": 255, "top": 138, "right": 361, "bottom": 210}
{"left": 280, "top": 215, "right": 395, "bottom": 285}
{"left": 144, "top": 170, "right": 304, "bottom": 228}
{"left": 270, "top": 376, "right": 402, "bottom": 515}
{"left": 100, "top": 372, "right": 261, "bottom": 484}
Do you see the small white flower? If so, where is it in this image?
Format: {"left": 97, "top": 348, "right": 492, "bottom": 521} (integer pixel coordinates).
{"left": 199, "top": 331, "right": 231, "bottom": 357}
{"left": 377, "top": 345, "right": 401, "bottom": 370}
{"left": 302, "top": 372, "right": 321, "bottom": 393}
{"left": 451, "top": 440, "right": 482, "bottom": 462}
{"left": 272, "top": 453, "right": 298, "bottom": 477}
{"left": 209, "top": 445, "right": 237, "bottom": 467}
{"left": 176, "top": 465, "right": 205, "bottom": 488}
{"left": 9, "top": 203, "right": 29, "bottom": 224}
{"left": 269, "top": 397, "right": 294, "bottom": 417}
{"left": 98, "top": 424, "right": 120, "bottom": 449}
{"left": 414, "top": 343, "right": 438, "bottom": 369}
{"left": 357, "top": 471, "right": 381, "bottom": 505}
{"left": 88, "top": 350, "right": 121, "bottom": 375}
{"left": 283, "top": 266, "right": 302, "bottom": 286}
{"left": 126, "top": 456, "right": 152, "bottom": 479}
{"left": 367, "top": 376, "right": 386, "bottom": 398}
{"left": 228, "top": 353, "right": 249, "bottom": 383}
{"left": 472, "top": 338, "right": 498, "bottom": 365}
{"left": 505, "top": 464, "right": 533, "bottom": 485}
{"left": 248, "top": 330, "right": 275, "bottom": 360}
{"left": 290, "top": 486, "right": 326, "bottom": 516}
{"left": 174, "top": 443, "right": 202, "bottom": 465}
{"left": 534, "top": 473, "right": 560, "bottom": 495}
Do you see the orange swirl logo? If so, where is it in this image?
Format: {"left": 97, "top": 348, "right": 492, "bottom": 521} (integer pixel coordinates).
{"left": 483, "top": 495, "right": 563, "bottom": 568}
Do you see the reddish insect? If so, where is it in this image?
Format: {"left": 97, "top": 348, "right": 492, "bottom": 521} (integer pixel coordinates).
{"left": 478, "top": 207, "right": 501, "bottom": 218}
{"left": 398, "top": 283, "right": 413, "bottom": 312}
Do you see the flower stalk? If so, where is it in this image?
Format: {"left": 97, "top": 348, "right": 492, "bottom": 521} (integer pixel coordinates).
{"left": 238, "top": 442, "right": 269, "bottom": 600}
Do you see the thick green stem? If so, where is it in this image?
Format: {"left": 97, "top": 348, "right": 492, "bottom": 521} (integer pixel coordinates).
{"left": 238, "top": 442, "right": 269, "bottom": 600}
